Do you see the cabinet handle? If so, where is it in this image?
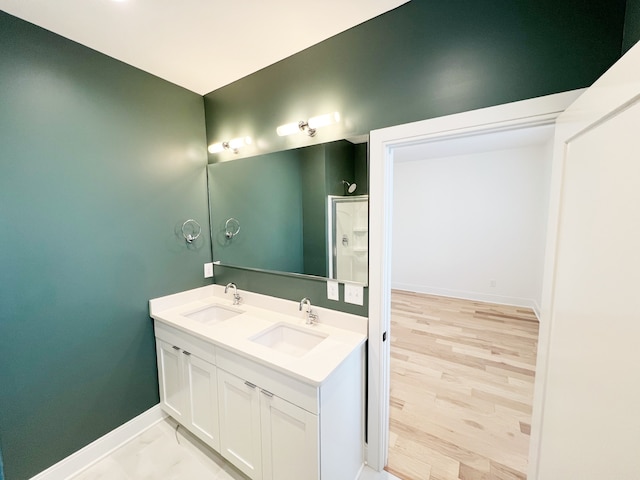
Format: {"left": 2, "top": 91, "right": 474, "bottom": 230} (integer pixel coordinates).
{"left": 172, "top": 346, "right": 180, "bottom": 350}
{"left": 182, "top": 351, "right": 191, "bottom": 356}
{"left": 244, "top": 381, "right": 257, "bottom": 389}
{"left": 261, "top": 390, "right": 274, "bottom": 398}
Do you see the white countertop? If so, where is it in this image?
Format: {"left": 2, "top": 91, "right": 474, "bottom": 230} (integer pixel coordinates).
{"left": 149, "top": 285, "right": 367, "bottom": 386}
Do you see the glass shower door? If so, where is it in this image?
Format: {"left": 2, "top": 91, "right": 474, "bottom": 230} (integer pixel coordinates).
{"left": 328, "top": 195, "right": 368, "bottom": 284}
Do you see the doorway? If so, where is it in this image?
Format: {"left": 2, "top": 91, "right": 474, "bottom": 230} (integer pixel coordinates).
{"left": 365, "top": 90, "right": 584, "bottom": 472}
{"left": 384, "top": 123, "right": 555, "bottom": 478}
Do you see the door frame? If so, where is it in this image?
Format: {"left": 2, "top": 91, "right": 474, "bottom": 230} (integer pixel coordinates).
{"left": 365, "top": 89, "right": 583, "bottom": 471}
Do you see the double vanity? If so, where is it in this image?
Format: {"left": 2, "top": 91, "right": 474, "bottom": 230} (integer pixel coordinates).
{"left": 149, "top": 285, "right": 367, "bottom": 480}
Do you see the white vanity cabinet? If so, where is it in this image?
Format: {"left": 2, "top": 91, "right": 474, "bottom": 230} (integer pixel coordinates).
{"left": 153, "top": 306, "right": 365, "bottom": 480}
{"left": 217, "top": 367, "right": 319, "bottom": 480}
{"left": 155, "top": 328, "right": 220, "bottom": 452}
{"left": 216, "top": 369, "right": 263, "bottom": 478}
{"left": 260, "top": 385, "right": 319, "bottom": 480}
{"left": 156, "top": 339, "right": 187, "bottom": 422}
{"left": 215, "top": 346, "right": 363, "bottom": 480}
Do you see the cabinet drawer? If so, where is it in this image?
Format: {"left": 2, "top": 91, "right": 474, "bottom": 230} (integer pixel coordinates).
{"left": 154, "top": 320, "right": 216, "bottom": 365}
{"left": 216, "top": 348, "right": 319, "bottom": 415}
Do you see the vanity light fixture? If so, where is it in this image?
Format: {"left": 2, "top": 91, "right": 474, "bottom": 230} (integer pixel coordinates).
{"left": 276, "top": 112, "right": 341, "bottom": 137}
{"left": 208, "top": 136, "right": 252, "bottom": 154}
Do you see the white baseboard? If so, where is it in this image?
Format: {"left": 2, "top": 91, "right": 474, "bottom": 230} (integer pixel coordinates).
{"left": 392, "top": 283, "right": 541, "bottom": 320}
{"left": 358, "top": 465, "right": 402, "bottom": 480}
{"left": 30, "top": 405, "right": 166, "bottom": 480}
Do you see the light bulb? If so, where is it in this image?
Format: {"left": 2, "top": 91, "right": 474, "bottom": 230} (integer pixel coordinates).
{"left": 308, "top": 112, "right": 340, "bottom": 129}
{"left": 208, "top": 136, "right": 251, "bottom": 154}
{"left": 276, "top": 122, "right": 302, "bottom": 137}
{"left": 208, "top": 142, "right": 225, "bottom": 154}
{"left": 228, "top": 136, "right": 252, "bottom": 149}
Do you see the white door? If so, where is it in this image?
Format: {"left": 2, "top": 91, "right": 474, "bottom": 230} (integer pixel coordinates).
{"left": 156, "top": 340, "right": 186, "bottom": 422}
{"left": 217, "top": 369, "right": 263, "bottom": 479}
{"left": 530, "top": 44, "right": 640, "bottom": 479}
{"left": 260, "top": 391, "right": 319, "bottom": 480}
{"left": 184, "top": 353, "right": 220, "bottom": 451}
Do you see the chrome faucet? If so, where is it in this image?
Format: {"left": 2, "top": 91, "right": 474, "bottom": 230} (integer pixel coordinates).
{"left": 225, "top": 282, "right": 241, "bottom": 305}
{"left": 299, "top": 297, "right": 318, "bottom": 325}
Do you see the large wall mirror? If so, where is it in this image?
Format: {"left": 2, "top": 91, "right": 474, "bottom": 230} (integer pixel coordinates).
{"left": 207, "top": 137, "right": 369, "bottom": 285}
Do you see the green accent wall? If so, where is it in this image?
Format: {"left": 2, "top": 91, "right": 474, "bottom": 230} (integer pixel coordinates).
{"left": 624, "top": 0, "right": 640, "bottom": 52}
{"left": 300, "top": 144, "right": 329, "bottom": 277}
{"left": 203, "top": 0, "right": 626, "bottom": 315}
{"left": 212, "top": 265, "right": 369, "bottom": 316}
{"left": 325, "top": 141, "right": 357, "bottom": 197}
{"left": 204, "top": 0, "right": 626, "bottom": 159}
{"left": 0, "top": 12, "right": 211, "bottom": 480}
{"left": 353, "top": 143, "right": 369, "bottom": 197}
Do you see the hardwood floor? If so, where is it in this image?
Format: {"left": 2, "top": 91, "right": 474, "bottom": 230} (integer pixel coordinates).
{"left": 386, "top": 291, "right": 539, "bottom": 480}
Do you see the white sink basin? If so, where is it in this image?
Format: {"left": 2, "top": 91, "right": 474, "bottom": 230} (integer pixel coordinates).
{"left": 184, "top": 304, "right": 243, "bottom": 325}
{"left": 250, "top": 323, "right": 328, "bottom": 357}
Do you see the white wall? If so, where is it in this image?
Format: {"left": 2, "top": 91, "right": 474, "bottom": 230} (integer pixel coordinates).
{"left": 391, "top": 140, "right": 553, "bottom": 313}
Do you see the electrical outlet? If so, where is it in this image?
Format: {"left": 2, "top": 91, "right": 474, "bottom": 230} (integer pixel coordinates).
{"left": 327, "top": 280, "right": 339, "bottom": 301}
{"left": 490, "top": 279, "right": 496, "bottom": 288}
{"left": 344, "top": 283, "right": 364, "bottom": 306}
{"left": 204, "top": 262, "right": 214, "bottom": 278}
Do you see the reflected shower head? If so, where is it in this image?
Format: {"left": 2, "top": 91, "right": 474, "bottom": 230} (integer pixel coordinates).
{"left": 342, "top": 180, "right": 357, "bottom": 194}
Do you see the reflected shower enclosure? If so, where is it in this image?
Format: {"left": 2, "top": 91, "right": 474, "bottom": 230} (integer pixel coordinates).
{"left": 328, "top": 195, "right": 369, "bottom": 284}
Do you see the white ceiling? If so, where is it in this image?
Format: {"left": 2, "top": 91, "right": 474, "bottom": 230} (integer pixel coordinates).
{"left": 0, "top": 0, "right": 409, "bottom": 95}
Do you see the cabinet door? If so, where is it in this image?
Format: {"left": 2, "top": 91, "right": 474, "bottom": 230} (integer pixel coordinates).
{"left": 156, "top": 339, "right": 186, "bottom": 422}
{"left": 184, "top": 352, "right": 220, "bottom": 451}
{"left": 217, "top": 369, "right": 262, "bottom": 480}
{"left": 260, "top": 391, "right": 319, "bottom": 480}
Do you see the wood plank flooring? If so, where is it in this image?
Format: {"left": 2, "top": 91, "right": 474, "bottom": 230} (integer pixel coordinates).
{"left": 386, "top": 291, "right": 539, "bottom": 480}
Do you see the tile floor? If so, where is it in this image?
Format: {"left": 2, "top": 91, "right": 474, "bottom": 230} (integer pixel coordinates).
{"left": 69, "top": 418, "right": 245, "bottom": 480}
{"left": 69, "top": 417, "right": 400, "bottom": 480}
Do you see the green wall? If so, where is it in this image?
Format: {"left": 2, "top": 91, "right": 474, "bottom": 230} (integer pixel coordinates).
{"left": 325, "top": 141, "right": 357, "bottom": 197}
{"left": 204, "top": 0, "right": 626, "bottom": 315}
{"left": 624, "top": 0, "right": 640, "bottom": 52}
{"left": 353, "top": 143, "right": 369, "bottom": 197}
{"left": 300, "top": 144, "right": 329, "bottom": 277}
{"left": 212, "top": 265, "right": 369, "bottom": 316}
{"left": 204, "top": 0, "right": 626, "bottom": 159}
{"left": 0, "top": 12, "right": 211, "bottom": 480}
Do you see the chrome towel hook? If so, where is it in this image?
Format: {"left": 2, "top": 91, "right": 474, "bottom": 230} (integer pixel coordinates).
{"left": 225, "top": 218, "right": 240, "bottom": 239}
{"left": 182, "top": 219, "right": 201, "bottom": 243}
